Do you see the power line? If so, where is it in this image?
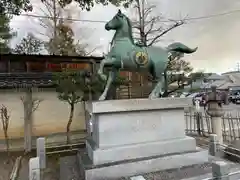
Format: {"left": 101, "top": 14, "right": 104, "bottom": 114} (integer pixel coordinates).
{"left": 5, "top": 8, "right": 240, "bottom": 24}
{"left": 184, "top": 9, "right": 240, "bottom": 21}
{"left": 11, "top": 13, "right": 107, "bottom": 23}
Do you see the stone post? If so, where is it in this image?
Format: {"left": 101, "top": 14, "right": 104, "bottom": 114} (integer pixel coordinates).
{"left": 205, "top": 86, "right": 225, "bottom": 144}
{"left": 212, "top": 161, "right": 230, "bottom": 180}
{"left": 36, "top": 137, "right": 46, "bottom": 169}
{"left": 195, "top": 100, "right": 202, "bottom": 135}
{"left": 29, "top": 157, "right": 40, "bottom": 180}
{"left": 209, "top": 134, "right": 217, "bottom": 156}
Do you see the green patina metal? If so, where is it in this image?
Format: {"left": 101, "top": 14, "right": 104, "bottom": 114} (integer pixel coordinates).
{"left": 98, "top": 10, "right": 197, "bottom": 100}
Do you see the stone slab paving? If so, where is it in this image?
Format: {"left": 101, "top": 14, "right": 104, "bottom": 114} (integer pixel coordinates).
{"left": 60, "top": 153, "right": 240, "bottom": 180}
{"left": 60, "top": 156, "right": 81, "bottom": 180}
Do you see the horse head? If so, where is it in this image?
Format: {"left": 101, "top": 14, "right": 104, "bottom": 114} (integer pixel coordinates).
{"left": 105, "top": 9, "right": 135, "bottom": 46}
{"left": 105, "top": 9, "right": 128, "bottom": 31}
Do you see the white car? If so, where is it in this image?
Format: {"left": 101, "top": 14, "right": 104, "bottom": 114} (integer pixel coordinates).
{"left": 187, "top": 92, "right": 206, "bottom": 106}
{"left": 180, "top": 92, "right": 190, "bottom": 98}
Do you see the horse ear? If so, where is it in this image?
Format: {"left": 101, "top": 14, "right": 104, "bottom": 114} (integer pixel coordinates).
{"left": 118, "top": 9, "right": 122, "bottom": 14}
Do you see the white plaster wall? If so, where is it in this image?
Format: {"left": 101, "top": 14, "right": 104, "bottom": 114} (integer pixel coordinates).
{"left": 0, "top": 89, "right": 86, "bottom": 139}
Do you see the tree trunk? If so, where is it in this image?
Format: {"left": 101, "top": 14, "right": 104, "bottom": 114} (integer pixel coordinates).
{"left": 23, "top": 88, "right": 33, "bottom": 153}
{"left": 3, "top": 130, "right": 9, "bottom": 157}
{"left": 52, "top": 0, "right": 57, "bottom": 53}
{"left": 162, "top": 70, "right": 168, "bottom": 97}
{"left": 66, "top": 103, "right": 74, "bottom": 144}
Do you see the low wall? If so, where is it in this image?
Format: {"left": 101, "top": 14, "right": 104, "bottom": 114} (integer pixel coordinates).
{"left": 0, "top": 89, "right": 86, "bottom": 139}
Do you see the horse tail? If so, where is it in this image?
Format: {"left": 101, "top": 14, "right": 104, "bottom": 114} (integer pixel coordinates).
{"left": 167, "top": 42, "right": 198, "bottom": 54}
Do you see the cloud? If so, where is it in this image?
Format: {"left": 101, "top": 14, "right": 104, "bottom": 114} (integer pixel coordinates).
{"left": 9, "top": 0, "right": 240, "bottom": 73}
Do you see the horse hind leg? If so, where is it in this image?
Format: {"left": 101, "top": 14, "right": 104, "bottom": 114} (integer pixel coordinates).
{"left": 99, "top": 71, "right": 116, "bottom": 101}
{"left": 149, "top": 75, "right": 164, "bottom": 99}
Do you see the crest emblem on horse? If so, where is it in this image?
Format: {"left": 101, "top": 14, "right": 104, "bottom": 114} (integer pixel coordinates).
{"left": 97, "top": 9, "right": 197, "bottom": 100}
{"left": 134, "top": 51, "right": 149, "bottom": 66}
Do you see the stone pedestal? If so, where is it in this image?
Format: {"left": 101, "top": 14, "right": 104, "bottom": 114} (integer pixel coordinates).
{"left": 206, "top": 103, "right": 225, "bottom": 144}
{"left": 78, "top": 98, "right": 208, "bottom": 180}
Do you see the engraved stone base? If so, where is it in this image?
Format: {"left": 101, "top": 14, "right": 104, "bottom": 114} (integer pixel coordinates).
{"left": 86, "top": 136, "right": 197, "bottom": 165}
{"left": 86, "top": 98, "right": 192, "bottom": 149}
{"left": 79, "top": 98, "right": 208, "bottom": 180}
{"left": 77, "top": 147, "right": 208, "bottom": 180}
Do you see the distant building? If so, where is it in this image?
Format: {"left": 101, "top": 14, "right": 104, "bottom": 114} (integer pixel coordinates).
{"left": 200, "top": 72, "right": 240, "bottom": 91}
{"left": 183, "top": 73, "right": 211, "bottom": 91}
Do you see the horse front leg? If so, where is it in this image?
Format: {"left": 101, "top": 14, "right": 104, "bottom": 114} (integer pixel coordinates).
{"left": 97, "top": 59, "right": 107, "bottom": 81}
{"left": 149, "top": 76, "right": 164, "bottom": 99}
{"left": 99, "top": 71, "right": 116, "bottom": 101}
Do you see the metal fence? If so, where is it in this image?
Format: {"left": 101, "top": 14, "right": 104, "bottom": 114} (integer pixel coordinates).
{"left": 185, "top": 111, "right": 240, "bottom": 143}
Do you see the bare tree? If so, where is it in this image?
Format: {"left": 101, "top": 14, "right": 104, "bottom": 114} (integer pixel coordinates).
{"left": 131, "top": 0, "right": 185, "bottom": 46}
{"left": 32, "top": 0, "right": 97, "bottom": 55}
{"left": 130, "top": 0, "right": 204, "bottom": 96}
{"left": 20, "top": 88, "right": 43, "bottom": 153}
{"left": 13, "top": 33, "right": 44, "bottom": 54}
{"left": 0, "top": 105, "right": 10, "bottom": 158}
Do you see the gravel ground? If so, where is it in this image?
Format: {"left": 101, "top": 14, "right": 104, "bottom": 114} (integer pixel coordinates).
{"left": 59, "top": 147, "right": 240, "bottom": 180}
{"left": 16, "top": 150, "right": 78, "bottom": 180}
{"left": 60, "top": 155, "right": 81, "bottom": 180}
{"left": 60, "top": 155, "right": 213, "bottom": 180}
{"left": 0, "top": 151, "right": 22, "bottom": 180}
{"left": 17, "top": 153, "right": 59, "bottom": 180}
{"left": 60, "top": 154, "right": 237, "bottom": 180}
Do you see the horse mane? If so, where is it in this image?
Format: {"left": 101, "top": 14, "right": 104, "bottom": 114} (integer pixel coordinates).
{"left": 122, "top": 14, "right": 135, "bottom": 45}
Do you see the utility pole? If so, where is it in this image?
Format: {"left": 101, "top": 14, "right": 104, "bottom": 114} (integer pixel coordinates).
{"left": 237, "top": 62, "right": 240, "bottom": 72}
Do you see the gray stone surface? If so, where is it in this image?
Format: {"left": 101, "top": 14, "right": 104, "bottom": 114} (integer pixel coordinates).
{"left": 29, "top": 157, "right": 40, "bottom": 180}
{"left": 86, "top": 98, "right": 192, "bottom": 114}
{"left": 60, "top": 156, "right": 81, "bottom": 180}
{"left": 88, "top": 98, "right": 192, "bottom": 149}
{"left": 36, "top": 137, "right": 46, "bottom": 169}
{"left": 91, "top": 108, "right": 186, "bottom": 148}
{"left": 209, "top": 134, "right": 217, "bottom": 156}
{"left": 141, "top": 163, "right": 212, "bottom": 180}
{"left": 60, "top": 151, "right": 240, "bottom": 180}
{"left": 87, "top": 136, "right": 197, "bottom": 165}
{"left": 212, "top": 161, "right": 230, "bottom": 180}
{"left": 78, "top": 98, "right": 208, "bottom": 180}
{"left": 78, "top": 148, "right": 208, "bottom": 180}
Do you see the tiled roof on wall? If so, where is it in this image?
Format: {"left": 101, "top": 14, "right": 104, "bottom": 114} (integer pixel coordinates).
{"left": 0, "top": 72, "right": 55, "bottom": 88}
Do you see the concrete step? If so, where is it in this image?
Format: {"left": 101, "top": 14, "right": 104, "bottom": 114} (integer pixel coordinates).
{"left": 77, "top": 147, "right": 208, "bottom": 180}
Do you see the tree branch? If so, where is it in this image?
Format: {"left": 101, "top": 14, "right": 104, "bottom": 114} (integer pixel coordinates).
{"left": 145, "top": 17, "right": 162, "bottom": 36}
{"left": 147, "top": 20, "right": 184, "bottom": 46}
{"left": 143, "top": 5, "right": 156, "bottom": 20}
{"left": 32, "top": 98, "right": 43, "bottom": 112}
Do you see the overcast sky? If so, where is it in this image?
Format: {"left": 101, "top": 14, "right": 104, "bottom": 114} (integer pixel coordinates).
{"left": 9, "top": 0, "right": 240, "bottom": 73}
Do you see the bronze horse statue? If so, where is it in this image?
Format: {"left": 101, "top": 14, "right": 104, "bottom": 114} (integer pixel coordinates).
{"left": 98, "top": 10, "right": 197, "bottom": 100}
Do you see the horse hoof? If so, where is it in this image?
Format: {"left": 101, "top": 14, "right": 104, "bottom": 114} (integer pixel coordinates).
{"left": 99, "top": 96, "right": 105, "bottom": 101}
{"left": 149, "top": 95, "right": 158, "bottom": 99}
{"left": 100, "top": 75, "right": 107, "bottom": 81}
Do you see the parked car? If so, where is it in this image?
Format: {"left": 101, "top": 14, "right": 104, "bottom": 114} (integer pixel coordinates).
{"left": 187, "top": 92, "right": 206, "bottom": 106}
{"left": 229, "top": 91, "right": 240, "bottom": 104}
{"left": 180, "top": 92, "right": 190, "bottom": 98}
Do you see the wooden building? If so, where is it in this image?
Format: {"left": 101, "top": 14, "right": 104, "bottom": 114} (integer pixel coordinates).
{"left": 0, "top": 53, "right": 152, "bottom": 140}
{"left": 0, "top": 53, "right": 152, "bottom": 97}
{"left": 0, "top": 53, "right": 102, "bottom": 139}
